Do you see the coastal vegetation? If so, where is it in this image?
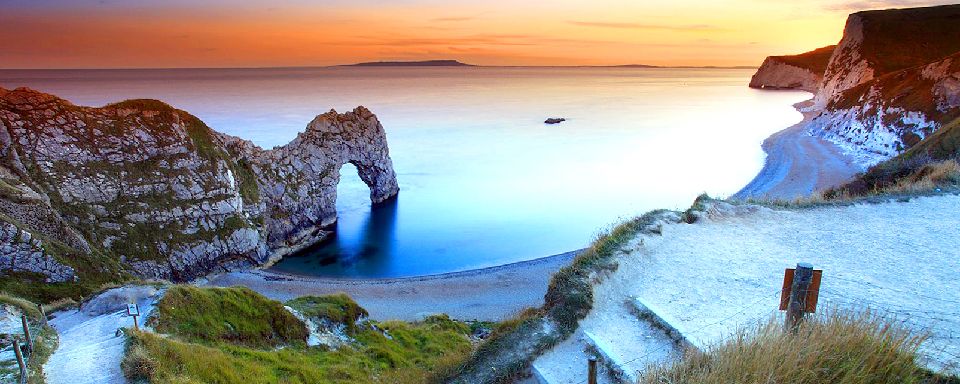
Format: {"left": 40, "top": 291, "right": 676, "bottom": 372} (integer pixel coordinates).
{"left": 0, "top": 292, "right": 59, "bottom": 384}
{"left": 639, "top": 310, "right": 949, "bottom": 384}
{"left": 446, "top": 209, "right": 679, "bottom": 383}
{"left": 123, "top": 286, "right": 473, "bottom": 383}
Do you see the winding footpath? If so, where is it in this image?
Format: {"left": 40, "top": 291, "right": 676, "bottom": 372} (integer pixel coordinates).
{"left": 44, "top": 287, "right": 161, "bottom": 384}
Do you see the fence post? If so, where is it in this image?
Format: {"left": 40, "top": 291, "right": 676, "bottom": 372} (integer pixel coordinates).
{"left": 20, "top": 314, "right": 32, "bottom": 354}
{"left": 588, "top": 357, "right": 597, "bottom": 384}
{"left": 784, "top": 262, "right": 814, "bottom": 332}
{"left": 37, "top": 304, "right": 47, "bottom": 326}
{"left": 13, "top": 340, "right": 26, "bottom": 384}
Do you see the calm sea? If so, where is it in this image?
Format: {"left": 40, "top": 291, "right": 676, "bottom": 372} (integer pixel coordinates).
{"left": 0, "top": 67, "right": 808, "bottom": 278}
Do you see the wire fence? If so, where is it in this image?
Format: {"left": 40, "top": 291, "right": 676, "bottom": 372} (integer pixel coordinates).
{"left": 568, "top": 270, "right": 960, "bottom": 384}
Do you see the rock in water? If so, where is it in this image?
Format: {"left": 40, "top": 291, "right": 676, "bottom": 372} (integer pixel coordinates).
{"left": 544, "top": 118, "right": 566, "bottom": 124}
{"left": 0, "top": 87, "right": 399, "bottom": 282}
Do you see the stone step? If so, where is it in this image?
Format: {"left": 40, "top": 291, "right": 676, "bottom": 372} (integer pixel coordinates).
{"left": 583, "top": 331, "right": 638, "bottom": 383}
{"left": 631, "top": 297, "right": 698, "bottom": 351}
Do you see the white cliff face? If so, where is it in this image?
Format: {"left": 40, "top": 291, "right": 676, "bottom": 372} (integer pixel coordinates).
{"left": 749, "top": 58, "right": 821, "bottom": 92}
{"left": 808, "top": 54, "right": 960, "bottom": 168}
{"left": 0, "top": 87, "right": 399, "bottom": 282}
{"left": 814, "top": 14, "right": 874, "bottom": 109}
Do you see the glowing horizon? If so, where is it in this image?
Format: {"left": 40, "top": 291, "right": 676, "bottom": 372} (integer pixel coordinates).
{"left": 1, "top": 0, "right": 955, "bottom": 69}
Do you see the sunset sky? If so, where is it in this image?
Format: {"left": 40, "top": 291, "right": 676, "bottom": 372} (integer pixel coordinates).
{"left": 1, "top": 0, "right": 955, "bottom": 69}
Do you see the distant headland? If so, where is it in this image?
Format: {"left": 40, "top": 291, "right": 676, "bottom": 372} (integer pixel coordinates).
{"left": 340, "top": 59, "right": 475, "bottom": 67}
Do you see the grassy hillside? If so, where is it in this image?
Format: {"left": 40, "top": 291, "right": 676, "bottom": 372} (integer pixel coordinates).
{"left": 856, "top": 4, "right": 960, "bottom": 76}
{"left": 824, "top": 116, "right": 960, "bottom": 198}
{"left": 771, "top": 45, "right": 836, "bottom": 74}
{"left": 124, "top": 287, "right": 474, "bottom": 384}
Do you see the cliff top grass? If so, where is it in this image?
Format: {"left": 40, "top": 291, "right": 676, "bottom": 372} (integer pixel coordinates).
{"left": 150, "top": 286, "right": 308, "bottom": 349}
{"left": 640, "top": 310, "right": 943, "bottom": 384}
{"left": 855, "top": 4, "right": 960, "bottom": 76}
{"left": 770, "top": 45, "right": 836, "bottom": 74}
{"left": 124, "top": 289, "right": 474, "bottom": 384}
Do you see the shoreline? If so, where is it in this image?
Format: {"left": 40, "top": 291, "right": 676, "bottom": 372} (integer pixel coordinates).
{"left": 207, "top": 97, "right": 854, "bottom": 323}
{"left": 203, "top": 250, "right": 580, "bottom": 322}
{"left": 733, "top": 100, "right": 861, "bottom": 200}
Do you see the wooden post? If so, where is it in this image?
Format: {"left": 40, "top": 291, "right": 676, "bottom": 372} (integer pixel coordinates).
{"left": 587, "top": 357, "right": 597, "bottom": 384}
{"left": 784, "top": 262, "right": 814, "bottom": 332}
{"left": 13, "top": 340, "right": 26, "bottom": 384}
{"left": 20, "top": 314, "right": 32, "bottom": 355}
{"left": 37, "top": 304, "right": 47, "bottom": 326}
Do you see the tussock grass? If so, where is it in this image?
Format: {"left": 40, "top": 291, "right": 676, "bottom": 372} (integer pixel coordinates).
{"left": 641, "top": 310, "right": 935, "bottom": 384}
{"left": 126, "top": 287, "right": 474, "bottom": 383}
{"left": 150, "top": 286, "right": 308, "bottom": 349}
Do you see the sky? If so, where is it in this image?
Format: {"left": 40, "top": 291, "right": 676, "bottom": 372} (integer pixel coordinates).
{"left": 0, "top": 0, "right": 955, "bottom": 69}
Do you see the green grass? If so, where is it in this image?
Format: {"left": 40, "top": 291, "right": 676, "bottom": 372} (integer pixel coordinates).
{"left": 150, "top": 286, "right": 308, "bottom": 349}
{"left": 286, "top": 293, "right": 369, "bottom": 333}
{"left": 904, "top": 117, "right": 960, "bottom": 161}
{"left": 125, "top": 288, "right": 474, "bottom": 384}
{"left": 640, "top": 310, "right": 942, "bottom": 384}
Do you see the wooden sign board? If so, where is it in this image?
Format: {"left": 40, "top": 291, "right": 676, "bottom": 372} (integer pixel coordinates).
{"left": 127, "top": 303, "right": 139, "bottom": 317}
{"left": 779, "top": 268, "right": 822, "bottom": 313}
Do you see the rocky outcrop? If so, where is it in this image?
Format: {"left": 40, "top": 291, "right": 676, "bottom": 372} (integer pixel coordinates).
{"left": 752, "top": 4, "right": 960, "bottom": 168}
{"left": 749, "top": 46, "right": 834, "bottom": 92}
{"left": 0, "top": 222, "right": 75, "bottom": 282}
{"left": 221, "top": 107, "right": 399, "bottom": 259}
{"left": 0, "top": 87, "right": 398, "bottom": 282}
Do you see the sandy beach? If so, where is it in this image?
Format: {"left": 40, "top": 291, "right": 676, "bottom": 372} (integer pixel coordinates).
{"left": 204, "top": 250, "right": 579, "bottom": 322}
{"left": 733, "top": 105, "right": 861, "bottom": 200}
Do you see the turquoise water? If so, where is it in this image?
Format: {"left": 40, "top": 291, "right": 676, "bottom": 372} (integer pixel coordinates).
{"left": 0, "top": 67, "right": 809, "bottom": 277}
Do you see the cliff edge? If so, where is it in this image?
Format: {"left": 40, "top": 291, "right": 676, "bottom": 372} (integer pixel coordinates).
{"left": 751, "top": 4, "right": 960, "bottom": 168}
{"left": 749, "top": 45, "right": 835, "bottom": 92}
{"left": 0, "top": 87, "right": 398, "bottom": 286}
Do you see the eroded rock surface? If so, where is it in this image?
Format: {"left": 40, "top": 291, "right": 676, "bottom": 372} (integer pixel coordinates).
{"left": 0, "top": 87, "right": 398, "bottom": 282}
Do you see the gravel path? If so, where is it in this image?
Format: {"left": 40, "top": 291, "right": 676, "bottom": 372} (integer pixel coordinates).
{"left": 44, "top": 286, "right": 162, "bottom": 384}
{"left": 204, "top": 251, "right": 578, "bottom": 322}
{"left": 533, "top": 195, "right": 960, "bottom": 382}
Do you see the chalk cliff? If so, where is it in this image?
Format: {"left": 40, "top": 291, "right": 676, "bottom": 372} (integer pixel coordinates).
{"left": 0, "top": 87, "right": 398, "bottom": 283}
{"left": 749, "top": 46, "right": 834, "bottom": 92}
{"left": 752, "top": 4, "right": 960, "bottom": 167}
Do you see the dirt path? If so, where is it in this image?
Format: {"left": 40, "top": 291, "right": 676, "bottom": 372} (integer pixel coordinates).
{"left": 203, "top": 251, "right": 578, "bottom": 322}
{"left": 733, "top": 114, "right": 861, "bottom": 200}
{"left": 44, "top": 286, "right": 162, "bottom": 384}
{"left": 533, "top": 195, "right": 960, "bottom": 382}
